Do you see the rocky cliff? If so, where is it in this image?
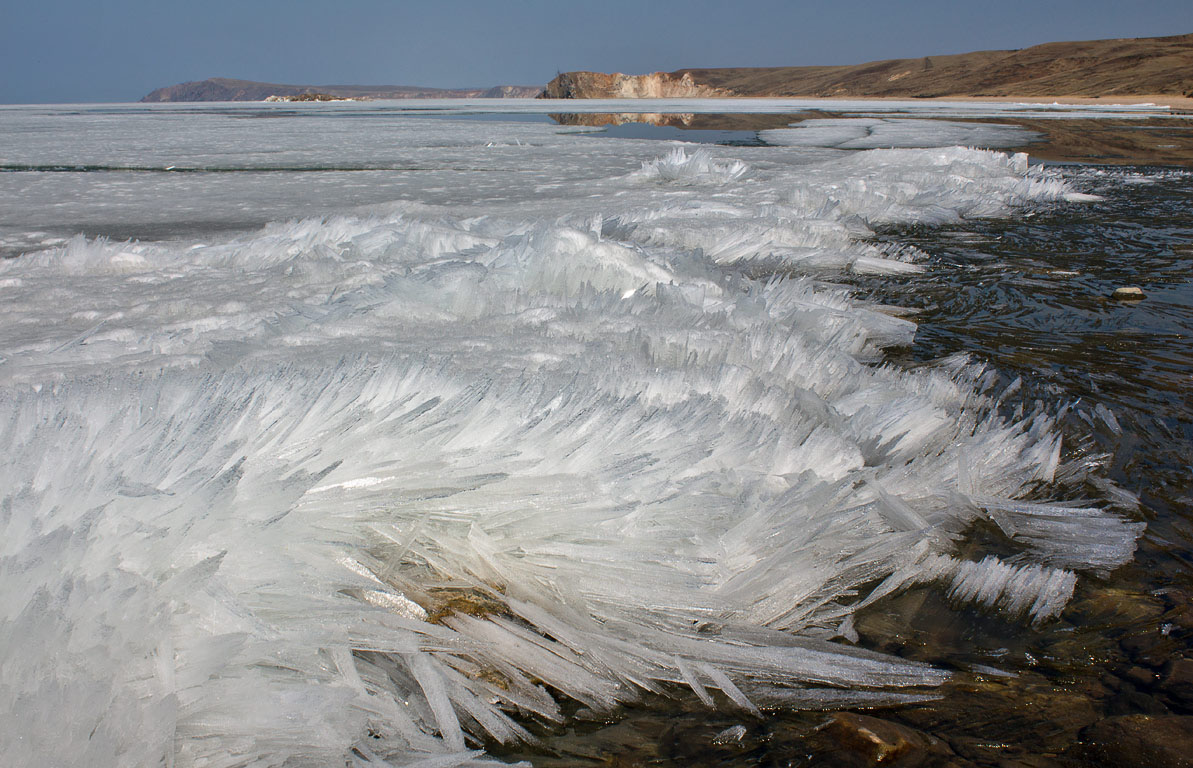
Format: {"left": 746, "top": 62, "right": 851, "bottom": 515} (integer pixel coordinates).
{"left": 542, "top": 71, "right": 730, "bottom": 99}
{"left": 543, "top": 32, "right": 1193, "bottom": 99}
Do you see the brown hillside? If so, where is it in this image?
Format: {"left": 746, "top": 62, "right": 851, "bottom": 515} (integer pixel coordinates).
{"left": 545, "top": 32, "right": 1193, "bottom": 99}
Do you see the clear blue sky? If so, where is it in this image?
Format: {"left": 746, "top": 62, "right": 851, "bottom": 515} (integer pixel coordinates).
{"left": 3, "top": 0, "right": 1190, "bottom": 103}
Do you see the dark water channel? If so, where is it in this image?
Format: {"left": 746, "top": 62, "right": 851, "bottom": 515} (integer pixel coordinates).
{"left": 867, "top": 167, "right": 1193, "bottom": 572}
{"left": 852, "top": 165, "right": 1193, "bottom": 766}
{"left": 500, "top": 167, "right": 1193, "bottom": 766}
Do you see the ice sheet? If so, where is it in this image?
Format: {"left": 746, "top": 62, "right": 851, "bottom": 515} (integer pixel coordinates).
{"left": 760, "top": 118, "right": 1037, "bottom": 149}
{"left": 0, "top": 107, "right": 1143, "bottom": 767}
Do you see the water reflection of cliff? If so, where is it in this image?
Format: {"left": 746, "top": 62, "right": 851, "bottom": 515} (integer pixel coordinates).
{"left": 549, "top": 112, "right": 812, "bottom": 130}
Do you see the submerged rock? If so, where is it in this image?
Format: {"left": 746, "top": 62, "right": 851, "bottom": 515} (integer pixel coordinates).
{"left": 1110, "top": 286, "right": 1147, "bottom": 300}
{"left": 1160, "top": 658, "right": 1193, "bottom": 707}
{"left": 821, "top": 712, "right": 954, "bottom": 765}
{"left": 1073, "top": 714, "right": 1193, "bottom": 767}
{"left": 711, "top": 724, "right": 749, "bottom": 745}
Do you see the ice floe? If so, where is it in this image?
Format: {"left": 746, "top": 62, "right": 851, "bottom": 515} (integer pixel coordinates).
{"left": 761, "top": 117, "right": 1036, "bottom": 149}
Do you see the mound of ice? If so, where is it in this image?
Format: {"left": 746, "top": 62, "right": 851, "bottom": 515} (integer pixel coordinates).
{"left": 631, "top": 146, "right": 749, "bottom": 185}
{"left": 0, "top": 137, "right": 1140, "bottom": 767}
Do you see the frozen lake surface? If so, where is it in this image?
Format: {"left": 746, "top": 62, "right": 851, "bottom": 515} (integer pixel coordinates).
{"left": 0, "top": 100, "right": 1181, "bottom": 767}
{"left": 0, "top": 99, "right": 1180, "bottom": 255}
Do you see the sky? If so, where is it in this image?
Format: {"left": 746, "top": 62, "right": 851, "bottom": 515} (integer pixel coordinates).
{"left": 2, "top": 0, "right": 1190, "bottom": 103}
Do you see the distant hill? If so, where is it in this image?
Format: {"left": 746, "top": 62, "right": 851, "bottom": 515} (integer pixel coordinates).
{"left": 142, "top": 78, "right": 542, "bottom": 102}
{"left": 543, "top": 32, "right": 1193, "bottom": 99}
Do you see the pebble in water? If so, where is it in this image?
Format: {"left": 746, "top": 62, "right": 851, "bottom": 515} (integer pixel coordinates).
{"left": 820, "top": 712, "right": 954, "bottom": 764}
{"left": 1111, "top": 285, "right": 1147, "bottom": 300}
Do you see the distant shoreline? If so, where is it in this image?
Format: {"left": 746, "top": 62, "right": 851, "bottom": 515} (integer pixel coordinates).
{"left": 545, "top": 93, "right": 1193, "bottom": 109}
{"left": 140, "top": 77, "right": 543, "bottom": 102}
{"left": 748, "top": 94, "right": 1193, "bottom": 110}
{"left": 534, "top": 93, "right": 1193, "bottom": 111}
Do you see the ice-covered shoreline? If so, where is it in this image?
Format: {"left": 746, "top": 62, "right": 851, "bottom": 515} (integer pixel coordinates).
{"left": 0, "top": 107, "right": 1144, "bottom": 767}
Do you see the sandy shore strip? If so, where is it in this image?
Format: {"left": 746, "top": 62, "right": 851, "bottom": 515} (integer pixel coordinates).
{"left": 925, "top": 94, "right": 1193, "bottom": 111}
{"left": 783, "top": 94, "right": 1193, "bottom": 111}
